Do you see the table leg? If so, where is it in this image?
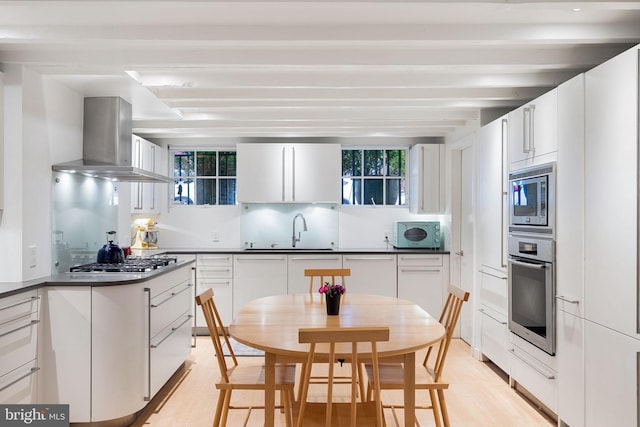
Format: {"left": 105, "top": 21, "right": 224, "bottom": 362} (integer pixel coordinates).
{"left": 265, "top": 351, "right": 276, "bottom": 427}
{"left": 404, "top": 352, "right": 416, "bottom": 427}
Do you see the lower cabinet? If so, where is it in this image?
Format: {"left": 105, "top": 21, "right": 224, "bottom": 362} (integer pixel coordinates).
{"left": 39, "top": 262, "right": 194, "bottom": 424}
{"left": 0, "top": 289, "right": 39, "bottom": 404}
{"left": 287, "top": 254, "right": 343, "bottom": 294}
{"left": 342, "top": 254, "right": 397, "bottom": 297}
{"left": 584, "top": 320, "right": 640, "bottom": 427}
{"left": 556, "top": 309, "right": 584, "bottom": 427}
{"left": 233, "top": 254, "right": 288, "bottom": 317}
{"left": 397, "top": 254, "right": 448, "bottom": 318}
{"left": 479, "top": 305, "right": 509, "bottom": 374}
{"left": 195, "top": 254, "right": 233, "bottom": 328}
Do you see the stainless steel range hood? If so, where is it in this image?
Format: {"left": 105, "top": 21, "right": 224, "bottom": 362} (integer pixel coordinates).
{"left": 52, "top": 97, "right": 172, "bottom": 183}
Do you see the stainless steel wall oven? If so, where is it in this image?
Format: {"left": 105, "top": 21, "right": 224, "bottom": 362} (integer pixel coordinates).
{"left": 508, "top": 234, "right": 555, "bottom": 355}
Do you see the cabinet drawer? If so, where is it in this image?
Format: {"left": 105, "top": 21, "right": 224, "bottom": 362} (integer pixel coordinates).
{"left": 150, "top": 311, "right": 192, "bottom": 398}
{"left": 150, "top": 267, "right": 193, "bottom": 298}
{"left": 197, "top": 266, "right": 233, "bottom": 279}
{"left": 509, "top": 344, "right": 557, "bottom": 412}
{"left": 0, "top": 359, "right": 38, "bottom": 404}
{"left": 0, "top": 291, "right": 39, "bottom": 325}
{"left": 199, "top": 277, "right": 232, "bottom": 289}
{"left": 479, "top": 307, "right": 509, "bottom": 373}
{"left": 479, "top": 270, "right": 508, "bottom": 315}
{"left": 397, "top": 254, "right": 442, "bottom": 267}
{"left": 150, "top": 281, "right": 193, "bottom": 338}
{"left": 0, "top": 311, "right": 39, "bottom": 377}
{"left": 197, "top": 254, "right": 233, "bottom": 266}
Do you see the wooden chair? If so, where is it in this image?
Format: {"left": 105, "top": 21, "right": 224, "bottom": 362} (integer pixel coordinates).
{"left": 294, "top": 326, "right": 389, "bottom": 427}
{"left": 364, "top": 284, "right": 470, "bottom": 427}
{"left": 301, "top": 268, "right": 366, "bottom": 401}
{"left": 304, "top": 268, "right": 351, "bottom": 294}
{"left": 195, "top": 288, "right": 296, "bottom": 427}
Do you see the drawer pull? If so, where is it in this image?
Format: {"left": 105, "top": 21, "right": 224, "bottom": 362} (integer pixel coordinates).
{"left": 555, "top": 295, "right": 579, "bottom": 304}
{"left": 290, "top": 257, "right": 341, "bottom": 261}
{"left": 399, "top": 256, "right": 440, "bottom": 261}
{"left": 0, "top": 367, "right": 39, "bottom": 392}
{"left": 479, "top": 308, "right": 507, "bottom": 325}
{"left": 479, "top": 269, "right": 508, "bottom": 280}
{"left": 400, "top": 268, "right": 440, "bottom": 273}
{"left": 151, "top": 315, "right": 193, "bottom": 349}
{"left": 0, "top": 295, "right": 39, "bottom": 312}
{"left": 151, "top": 284, "right": 193, "bottom": 308}
{"left": 0, "top": 319, "right": 40, "bottom": 338}
{"left": 508, "top": 349, "right": 555, "bottom": 380}
{"left": 345, "top": 257, "right": 394, "bottom": 261}
{"left": 236, "top": 257, "right": 286, "bottom": 261}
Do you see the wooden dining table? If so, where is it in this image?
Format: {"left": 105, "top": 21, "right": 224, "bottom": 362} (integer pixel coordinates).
{"left": 229, "top": 293, "right": 446, "bottom": 427}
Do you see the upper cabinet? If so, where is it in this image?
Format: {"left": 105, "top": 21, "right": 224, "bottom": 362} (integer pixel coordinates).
{"left": 0, "top": 71, "right": 4, "bottom": 219}
{"left": 409, "top": 144, "right": 444, "bottom": 213}
{"left": 509, "top": 89, "right": 558, "bottom": 170}
{"left": 237, "top": 143, "right": 341, "bottom": 203}
{"left": 131, "top": 135, "right": 164, "bottom": 214}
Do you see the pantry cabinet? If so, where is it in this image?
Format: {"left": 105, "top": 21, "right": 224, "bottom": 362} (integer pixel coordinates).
{"left": 508, "top": 89, "right": 558, "bottom": 170}
{"left": 233, "top": 254, "right": 288, "bottom": 317}
{"left": 287, "top": 254, "right": 343, "bottom": 294}
{"left": 584, "top": 46, "right": 638, "bottom": 337}
{"left": 409, "top": 144, "right": 444, "bottom": 213}
{"left": 237, "top": 143, "right": 341, "bottom": 203}
{"left": 0, "top": 289, "right": 39, "bottom": 404}
{"left": 132, "top": 135, "right": 164, "bottom": 214}
{"left": 556, "top": 310, "right": 584, "bottom": 427}
{"left": 342, "top": 254, "right": 397, "bottom": 297}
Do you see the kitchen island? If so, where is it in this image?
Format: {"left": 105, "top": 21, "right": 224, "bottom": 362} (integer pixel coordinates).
{"left": 0, "top": 257, "right": 195, "bottom": 426}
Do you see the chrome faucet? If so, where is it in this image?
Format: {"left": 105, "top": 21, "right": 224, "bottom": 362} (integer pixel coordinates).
{"left": 292, "top": 213, "right": 308, "bottom": 247}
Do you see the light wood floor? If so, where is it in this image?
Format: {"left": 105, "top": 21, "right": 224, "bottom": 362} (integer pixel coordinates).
{"left": 131, "top": 337, "right": 556, "bottom": 427}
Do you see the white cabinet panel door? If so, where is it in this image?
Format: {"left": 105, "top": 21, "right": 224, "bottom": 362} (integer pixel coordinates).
{"left": 292, "top": 144, "right": 341, "bottom": 203}
{"left": 397, "top": 254, "right": 446, "bottom": 318}
{"left": 342, "top": 254, "right": 397, "bottom": 297}
{"left": 409, "top": 144, "right": 444, "bottom": 213}
{"left": 237, "top": 144, "right": 286, "bottom": 202}
{"left": 287, "top": 254, "right": 343, "bottom": 294}
{"left": 233, "top": 255, "right": 288, "bottom": 316}
{"left": 557, "top": 310, "right": 584, "bottom": 427}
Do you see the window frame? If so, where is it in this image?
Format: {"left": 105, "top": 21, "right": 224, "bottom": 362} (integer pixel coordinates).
{"left": 341, "top": 146, "right": 409, "bottom": 207}
{"left": 170, "top": 147, "right": 237, "bottom": 207}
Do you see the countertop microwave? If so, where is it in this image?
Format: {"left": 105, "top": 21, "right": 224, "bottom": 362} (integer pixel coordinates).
{"left": 392, "top": 221, "right": 441, "bottom": 249}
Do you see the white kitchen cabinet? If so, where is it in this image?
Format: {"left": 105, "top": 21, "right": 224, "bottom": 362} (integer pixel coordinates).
{"left": 584, "top": 46, "right": 638, "bottom": 337}
{"left": 237, "top": 143, "right": 341, "bottom": 203}
{"left": 556, "top": 309, "right": 584, "bottom": 427}
{"left": 556, "top": 73, "right": 585, "bottom": 318}
{"left": 287, "top": 253, "right": 343, "bottom": 294}
{"left": 479, "top": 305, "right": 509, "bottom": 374}
{"left": 132, "top": 135, "right": 164, "bottom": 214}
{"left": 0, "top": 289, "right": 39, "bottom": 404}
{"left": 0, "top": 71, "right": 4, "bottom": 217}
{"left": 196, "top": 254, "right": 233, "bottom": 328}
{"left": 509, "top": 89, "right": 558, "bottom": 170}
{"left": 476, "top": 115, "right": 509, "bottom": 272}
{"left": 509, "top": 334, "right": 558, "bottom": 414}
{"left": 397, "top": 254, "right": 448, "bottom": 319}
{"left": 233, "top": 254, "right": 288, "bottom": 317}
{"left": 584, "top": 320, "right": 640, "bottom": 427}
{"left": 409, "top": 144, "right": 444, "bottom": 213}
{"left": 342, "top": 254, "right": 397, "bottom": 297}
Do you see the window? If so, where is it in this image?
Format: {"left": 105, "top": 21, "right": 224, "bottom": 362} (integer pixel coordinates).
{"left": 342, "top": 148, "right": 406, "bottom": 205}
{"left": 172, "top": 149, "right": 237, "bottom": 206}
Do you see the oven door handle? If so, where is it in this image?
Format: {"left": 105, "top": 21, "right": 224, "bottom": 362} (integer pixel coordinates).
{"left": 509, "top": 258, "right": 546, "bottom": 269}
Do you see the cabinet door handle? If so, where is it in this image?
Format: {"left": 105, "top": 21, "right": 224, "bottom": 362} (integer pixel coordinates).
{"left": 291, "top": 146, "right": 296, "bottom": 201}
{"left": 454, "top": 250, "right": 464, "bottom": 256}
{"left": 400, "top": 255, "right": 440, "bottom": 261}
{"left": 150, "top": 283, "right": 193, "bottom": 308}
{"left": 479, "top": 308, "right": 507, "bottom": 325}
{"left": 523, "top": 105, "right": 535, "bottom": 153}
{"left": 420, "top": 146, "right": 425, "bottom": 211}
{"left": 290, "top": 257, "right": 341, "bottom": 261}
{"left": 344, "top": 256, "right": 394, "bottom": 261}
{"left": 0, "top": 319, "right": 39, "bottom": 338}
{"left": 144, "top": 287, "right": 151, "bottom": 401}
{"left": 400, "top": 268, "right": 440, "bottom": 273}
{"left": 501, "top": 118, "right": 508, "bottom": 268}
{"left": 508, "top": 348, "right": 555, "bottom": 379}
{"left": 281, "top": 146, "right": 286, "bottom": 202}
{"left": 236, "top": 256, "right": 286, "bottom": 261}
{"left": 0, "top": 295, "right": 39, "bottom": 312}
{"left": 479, "top": 269, "right": 508, "bottom": 280}
{"left": 0, "top": 367, "right": 39, "bottom": 393}
{"left": 555, "top": 295, "right": 580, "bottom": 304}
{"left": 151, "top": 314, "right": 193, "bottom": 349}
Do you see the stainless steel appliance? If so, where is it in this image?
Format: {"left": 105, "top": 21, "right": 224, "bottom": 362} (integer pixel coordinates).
{"left": 392, "top": 221, "right": 441, "bottom": 249}
{"left": 69, "top": 256, "right": 177, "bottom": 273}
{"left": 509, "top": 162, "right": 555, "bottom": 234}
{"left": 508, "top": 233, "right": 555, "bottom": 355}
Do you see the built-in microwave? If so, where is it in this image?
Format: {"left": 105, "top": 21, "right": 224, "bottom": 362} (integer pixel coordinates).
{"left": 509, "top": 162, "right": 555, "bottom": 234}
{"left": 392, "top": 221, "right": 441, "bottom": 249}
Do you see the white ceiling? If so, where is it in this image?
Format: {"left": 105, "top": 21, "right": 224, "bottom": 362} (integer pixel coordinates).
{"left": 1, "top": 0, "right": 640, "bottom": 142}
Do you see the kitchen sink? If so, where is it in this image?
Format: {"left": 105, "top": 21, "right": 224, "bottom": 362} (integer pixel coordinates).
{"left": 243, "top": 248, "right": 335, "bottom": 251}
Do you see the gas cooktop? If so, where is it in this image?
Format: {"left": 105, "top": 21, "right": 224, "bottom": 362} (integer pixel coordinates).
{"left": 69, "top": 256, "right": 178, "bottom": 273}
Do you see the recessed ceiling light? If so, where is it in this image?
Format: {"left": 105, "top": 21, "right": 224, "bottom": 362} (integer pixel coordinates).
{"left": 573, "top": 8, "right": 581, "bottom": 12}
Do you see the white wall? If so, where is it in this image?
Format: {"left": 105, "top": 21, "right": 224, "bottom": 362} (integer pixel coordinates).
{"left": 0, "top": 65, "right": 83, "bottom": 281}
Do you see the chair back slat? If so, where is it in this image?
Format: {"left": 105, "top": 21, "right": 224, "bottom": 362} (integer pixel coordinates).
{"left": 304, "top": 268, "right": 351, "bottom": 293}
{"left": 195, "top": 288, "right": 238, "bottom": 384}
{"left": 296, "top": 326, "right": 389, "bottom": 427}
{"left": 431, "top": 284, "right": 470, "bottom": 382}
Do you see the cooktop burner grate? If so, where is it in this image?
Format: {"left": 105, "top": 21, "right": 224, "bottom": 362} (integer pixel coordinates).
{"left": 70, "top": 256, "right": 178, "bottom": 273}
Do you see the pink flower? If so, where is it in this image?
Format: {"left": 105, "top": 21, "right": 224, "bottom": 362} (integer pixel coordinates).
{"left": 318, "top": 282, "right": 345, "bottom": 297}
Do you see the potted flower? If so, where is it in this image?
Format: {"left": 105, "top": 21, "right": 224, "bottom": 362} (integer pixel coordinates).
{"left": 318, "top": 282, "right": 345, "bottom": 315}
